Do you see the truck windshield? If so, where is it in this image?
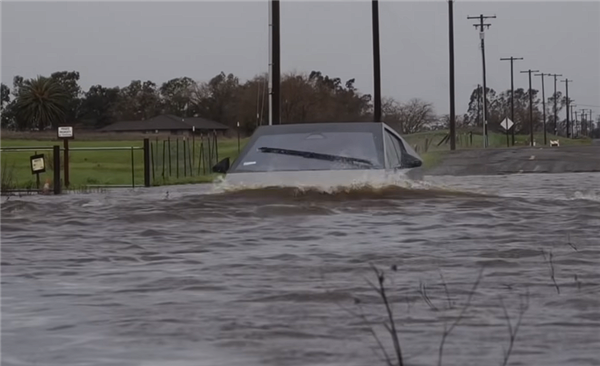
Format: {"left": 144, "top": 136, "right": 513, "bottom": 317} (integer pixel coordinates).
{"left": 231, "top": 131, "right": 383, "bottom": 172}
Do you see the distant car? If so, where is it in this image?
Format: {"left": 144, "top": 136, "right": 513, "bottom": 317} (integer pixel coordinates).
{"left": 212, "top": 122, "right": 423, "bottom": 187}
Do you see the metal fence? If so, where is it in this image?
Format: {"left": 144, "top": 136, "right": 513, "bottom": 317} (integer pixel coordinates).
{"left": 1, "top": 134, "right": 224, "bottom": 195}
{"left": 149, "top": 133, "right": 220, "bottom": 182}
{"left": 1, "top": 140, "right": 151, "bottom": 194}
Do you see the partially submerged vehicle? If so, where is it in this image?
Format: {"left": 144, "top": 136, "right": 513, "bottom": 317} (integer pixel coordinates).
{"left": 212, "top": 122, "right": 424, "bottom": 188}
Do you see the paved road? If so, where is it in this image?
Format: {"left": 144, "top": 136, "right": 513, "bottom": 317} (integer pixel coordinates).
{"left": 424, "top": 145, "right": 600, "bottom": 176}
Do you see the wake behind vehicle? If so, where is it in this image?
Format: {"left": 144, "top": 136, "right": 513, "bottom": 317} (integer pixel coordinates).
{"left": 212, "top": 122, "right": 424, "bottom": 188}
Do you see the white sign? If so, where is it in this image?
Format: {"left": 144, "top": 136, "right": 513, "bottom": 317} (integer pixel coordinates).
{"left": 58, "top": 126, "right": 74, "bottom": 138}
{"left": 31, "top": 157, "right": 45, "bottom": 172}
{"left": 500, "top": 117, "right": 514, "bottom": 131}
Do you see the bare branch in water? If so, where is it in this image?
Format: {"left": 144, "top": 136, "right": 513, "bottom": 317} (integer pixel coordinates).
{"left": 319, "top": 269, "right": 393, "bottom": 366}
{"left": 500, "top": 289, "right": 530, "bottom": 366}
{"left": 360, "top": 303, "right": 395, "bottom": 366}
{"left": 541, "top": 249, "right": 560, "bottom": 294}
{"left": 439, "top": 270, "right": 453, "bottom": 310}
{"left": 566, "top": 233, "right": 577, "bottom": 251}
{"left": 437, "top": 267, "right": 485, "bottom": 366}
{"left": 419, "top": 281, "right": 439, "bottom": 311}
{"left": 369, "top": 263, "right": 404, "bottom": 366}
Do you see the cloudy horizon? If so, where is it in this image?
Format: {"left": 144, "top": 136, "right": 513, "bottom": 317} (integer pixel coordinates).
{"left": 2, "top": 0, "right": 599, "bottom": 118}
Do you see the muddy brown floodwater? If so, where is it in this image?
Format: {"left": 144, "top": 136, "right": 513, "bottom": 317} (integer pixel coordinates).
{"left": 2, "top": 172, "right": 599, "bottom": 366}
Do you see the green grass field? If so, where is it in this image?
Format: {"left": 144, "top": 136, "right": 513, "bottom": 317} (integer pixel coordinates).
{"left": 1, "top": 129, "right": 592, "bottom": 189}
{"left": 1, "top": 137, "right": 249, "bottom": 189}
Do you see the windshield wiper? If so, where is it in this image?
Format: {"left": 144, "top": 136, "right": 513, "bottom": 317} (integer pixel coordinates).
{"left": 257, "top": 147, "right": 375, "bottom": 167}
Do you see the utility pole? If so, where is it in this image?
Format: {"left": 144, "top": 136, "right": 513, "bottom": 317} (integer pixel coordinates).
{"left": 468, "top": 13, "right": 496, "bottom": 148}
{"left": 448, "top": 0, "right": 456, "bottom": 150}
{"left": 520, "top": 69, "right": 539, "bottom": 146}
{"left": 535, "top": 72, "right": 549, "bottom": 145}
{"left": 268, "top": 0, "right": 272, "bottom": 125}
{"left": 561, "top": 78, "right": 572, "bottom": 137}
{"left": 587, "top": 109, "right": 593, "bottom": 136}
{"left": 500, "top": 56, "right": 524, "bottom": 145}
{"left": 585, "top": 110, "right": 590, "bottom": 136}
{"left": 579, "top": 109, "right": 584, "bottom": 136}
{"left": 548, "top": 73, "right": 562, "bottom": 136}
{"left": 372, "top": 0, "right": 381, "bottom": 122}
{"left": 570, "top": 103, "right": 576, "bottom": 136}
{"left": 268, "top": 0, "right": 281, "bottom": 125}
{"left": 574, "top": 111, "right": 579, "bottom": 137}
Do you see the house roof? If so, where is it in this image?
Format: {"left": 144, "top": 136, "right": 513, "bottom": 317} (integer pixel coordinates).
{"left": 99, "top": 114, "right": 229, "bottom": 132}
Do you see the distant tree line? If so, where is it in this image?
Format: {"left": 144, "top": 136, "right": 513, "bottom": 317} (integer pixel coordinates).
{"left": 461, "top": 85, "right": 598, "bottom": 138}
{"left": 1, "top": 70, "right": 597, "bottom": 137}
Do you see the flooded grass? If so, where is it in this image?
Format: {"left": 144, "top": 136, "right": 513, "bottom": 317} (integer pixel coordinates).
{"left": 1, "top": 160, "right": 18, "bottom": 191}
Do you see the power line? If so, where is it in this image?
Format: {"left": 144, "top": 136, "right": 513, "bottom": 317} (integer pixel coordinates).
{"left": 520, "top": 69, "right": 539, "bottom": 146}
{"left": 500, "top": 56, "right": 524, "bottom": 145}
{"left": 467, "top": 13, "right": 496, "bottom": 148}
{"left": 572, "top": 103, "right": 600, "bottom": 108}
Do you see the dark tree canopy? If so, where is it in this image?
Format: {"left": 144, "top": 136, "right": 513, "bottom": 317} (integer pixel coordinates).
{"left": 14, "top": 76, "right": 69, "bottom": 130}
{"left": 1, "top": 70, "right": 581, "bottom": 137}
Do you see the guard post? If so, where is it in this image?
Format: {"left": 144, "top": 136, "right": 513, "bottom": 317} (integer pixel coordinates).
{"left": 143, "top": 138, "right": 151, "bottom": 187}
{"left": 53, "top": 145, "right": 61, "bottom": 194}
{"left": 57, "top": 126, "right": 74, "bottom": 188}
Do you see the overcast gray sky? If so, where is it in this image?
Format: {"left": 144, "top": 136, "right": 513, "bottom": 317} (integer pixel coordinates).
{"left": 2, "top": 0, "right": 599, "bottom": 117}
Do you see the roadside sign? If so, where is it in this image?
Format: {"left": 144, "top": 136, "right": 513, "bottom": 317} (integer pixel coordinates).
{"left": 500, "top": 118, "right": 514, "bottom": 131}
{"left": 30, "top": 154, "right": 46, "bottom": 174}
{"left": 57, "top": 126, "right": 74, "bottom": 139}
{"left": 57, "top": 126, "right": 74, "bottom": 187}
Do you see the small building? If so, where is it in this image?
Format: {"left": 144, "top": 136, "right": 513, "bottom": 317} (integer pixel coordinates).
{"left": 98, "top": 114, "right": 229, "bottom": 135}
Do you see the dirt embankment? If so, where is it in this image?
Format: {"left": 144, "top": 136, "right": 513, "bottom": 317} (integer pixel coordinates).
{"left": 424, "top": 144, "right": 600, "bottom": 176}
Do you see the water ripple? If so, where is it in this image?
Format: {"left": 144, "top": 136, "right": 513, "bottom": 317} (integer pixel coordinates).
{"left": 2, "top": 173, "right": 600, "bottom": 366}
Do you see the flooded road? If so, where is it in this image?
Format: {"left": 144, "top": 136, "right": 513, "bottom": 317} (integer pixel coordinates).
{"left": 2, "top": 173, "right": 600, "bottom": 366}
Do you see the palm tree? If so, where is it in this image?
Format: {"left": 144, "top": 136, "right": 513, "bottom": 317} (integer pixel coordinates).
{"left": 15, "top": 76, "right": 68, "bottom": 130}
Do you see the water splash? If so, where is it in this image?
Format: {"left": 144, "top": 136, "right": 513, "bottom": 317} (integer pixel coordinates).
{"left": 571, "top": 191, "right": 600, "bottom": 202}
{"left": 204, "top": 173, "right": 488, "bottom": 202}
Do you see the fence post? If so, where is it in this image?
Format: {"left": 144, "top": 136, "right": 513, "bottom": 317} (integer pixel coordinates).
{"left": 53, "top": 145, "right": 61, "bottom": 194}
{"left": 214, "top": 131, "right": 219, "bottom": 162}
{"left": 143, "top": 138, "right": 150, "bottom": 187}
{"left": 183, "top": 138, "right": 187, "bottom": 177}
{"left": 131, "top": 147, "right": 135, "bottom": 188}
{"left": 63, "top": 139, "right": 70, "bottom": 188}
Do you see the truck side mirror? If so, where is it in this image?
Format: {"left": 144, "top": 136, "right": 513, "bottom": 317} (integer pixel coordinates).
{"left": 212, "top": 157, "right": 230, "bottom": 174}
